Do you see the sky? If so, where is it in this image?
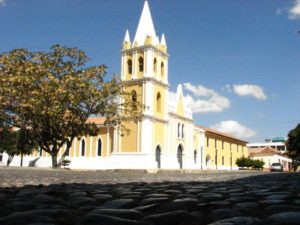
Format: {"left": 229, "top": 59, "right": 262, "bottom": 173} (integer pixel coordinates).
{"left": 0, "top": 0, "right": 299, "bottom": 142}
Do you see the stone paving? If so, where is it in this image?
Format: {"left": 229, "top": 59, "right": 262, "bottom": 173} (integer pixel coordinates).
{"left": 0, "top": 167, "right": 300, "bottom": 225}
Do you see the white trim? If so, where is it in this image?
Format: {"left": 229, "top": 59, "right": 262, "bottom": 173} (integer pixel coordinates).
{"left": 89, "top": 137, "right": 93, "bottom": 158}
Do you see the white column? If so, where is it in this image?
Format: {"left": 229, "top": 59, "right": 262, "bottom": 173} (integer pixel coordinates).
{"left": 89, "top": 137, "right": 93, "bottom": 158}
{"left": 132, "top": 53, "right": 137, "bottom": 79}
{"left": 113, "top": 127, "right": 117, "bottom": 153}
{"left": 106, "top": 127, "right": 109, "bottom": 157}
{"left": 145, "top": 49, "right": 154, "bottom": 77}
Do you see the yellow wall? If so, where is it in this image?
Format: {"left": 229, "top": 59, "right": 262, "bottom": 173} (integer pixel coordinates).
{"left": 153, "top": 85, "right": 166, "bottom": 118}
{"left": 154, "top": 121, "right": 165, "bottom": 152}
{"left": 204, "top": 133, "right": 248, "bottom": 168}
{"left": 121, "top": 120, "right": 138, "bottom": 152}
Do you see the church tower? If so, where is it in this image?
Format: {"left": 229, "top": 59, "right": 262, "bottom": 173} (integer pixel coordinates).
{"left": 119, "top": 1, "right": 169, "bottom": 166}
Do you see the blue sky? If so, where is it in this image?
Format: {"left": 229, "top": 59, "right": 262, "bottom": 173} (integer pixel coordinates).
{"left": 0, "top": 0, "right": 299, "bottom": 142}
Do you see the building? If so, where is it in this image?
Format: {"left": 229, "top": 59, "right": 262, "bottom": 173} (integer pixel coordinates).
{"left": 1, "top": 1, "right": 248, "bottom": 170}
{"left": 247, "top": 137, "right": 287, "bottom": 152}
{"left": 247, "top": 136, "right": 292, "bottom": 171}
{"left": 249, "top": 147, "right": 292, "bottom": 171}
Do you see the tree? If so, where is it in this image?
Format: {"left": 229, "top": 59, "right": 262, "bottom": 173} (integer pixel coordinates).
{"left": 0, "top": 123, "right": 18, "bottom": 166}
{"left": 0, "top": 122, "right": 35, "bottom": 166}
{"left": 287, "top": 123, "right": 300, "bottom": 171}
{"left": 0, "top": 45, "right": 138, "bottom": 168}
{"left": 236, "top": 156, "right": 264, "bottom": 170}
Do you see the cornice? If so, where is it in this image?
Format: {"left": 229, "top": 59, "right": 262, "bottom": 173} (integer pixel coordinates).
{"left": 169, "top": 112, "right": 194, "bottom": 123}
{"left": 122, "top": 77, "right": 169, "bottom": 88}
{"left": 121, "top": 45, "right": 169, "bottom": 58}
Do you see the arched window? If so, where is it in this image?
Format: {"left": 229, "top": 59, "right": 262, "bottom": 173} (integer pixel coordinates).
{"left": 178, "top": 123, "right": 181, "bottom": 138}
{"left": 161, "top": 62, "right": 164, "bottom": 77}
{"left": 81, "top": 139, "right": 85, "bottom": 156}
{"left": 127, "top": 59, "right": 132, "bottom": 75}
{"left": 131, "top": 90, "right": 137, "bottom": 110}
{"left": 194, "top": 150, "right": 197, "bottom": 163}
{"left": 182, "top": 124, "right": 184, "bottom": 138}
{"left": 156, "top": 92, "right": 161, "bottom": 112}
{"left": 153, "top": 58, "right": 157, "bottom": 73}
{"left": 138, "top": 57, "right": 144, "bottom": 72}
{"left": 97, "top": 138, "right": 102, "bottom": 156}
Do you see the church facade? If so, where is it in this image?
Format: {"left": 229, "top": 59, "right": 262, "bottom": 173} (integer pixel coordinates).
{"left": 2, "top": 1, "right": 248, "bottom": 170}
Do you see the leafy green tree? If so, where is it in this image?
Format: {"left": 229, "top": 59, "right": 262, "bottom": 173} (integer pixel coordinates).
{"left": 287, "top": 123, "right": 300, "bottom": 171}
{"left": 251, "top": 159, "right": 264, "bottom": 169}
{"left": 0, "top": 123, "right": 18, "bottom": 166}
{"left": 0, "top": 122, "right": 35, "bottom": 166}
{"left": 0, "top": 45, "right": 138, "bottom": 168}
{"left": 236, "top": 157, "right": 264, "bottom": 169}
{"left": 236, "top": 156, "right": 252, "bottom": 168}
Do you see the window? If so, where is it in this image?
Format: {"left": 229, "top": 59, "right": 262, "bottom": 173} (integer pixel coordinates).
{"left": 153, "top": 58, "right": 157, "bottom": 73}
{"left": 138, "top": 57, "right": 144, "bottom": 72}
{"left": 127, "top": 59, "right": 132, "bottom": 75}
{"left": 161, "top": 62, "right": 164, "bottom": 77}
{"left": 194, "top": 150, "right": 197, "bottom": 163}
{"left": 182, "top": 124, "right": 184, "bottom": 138}
{"left": 156, "top": 92, "right": 161, "bottom": 112}
{"left": 178, "top": 123, "right": 181, "bottom": 138}
{"left": 207, "top": 137, "right": 209, "bottom": 147}
{"left": 97, "top": 138, "right": 102, "bottom": 156}
{"left": 222, "top": 156, "right": 225, "bottom": 166}
{"left": 81, "top": 139, "right": 85, "bottom": 156}
{"left": 131, "top": 90, "right": 137, "bottom": 110}
{"left": 222, "top": 141, "right": 224, "bottom": 150}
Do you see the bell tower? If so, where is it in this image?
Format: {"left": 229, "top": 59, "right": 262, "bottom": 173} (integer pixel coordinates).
{"left": 119, "top": 0, "right": 169, "bottom": 158}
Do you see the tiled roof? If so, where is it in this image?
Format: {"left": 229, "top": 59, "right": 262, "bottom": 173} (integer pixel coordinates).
{"left": 86, "top": 117, "right": 107, "bottom": 125}
{"left": 249, "top": 146, "right": 279, "bottom": 156}
{"left": 196, "top": 125, "right": 248, "bottom": 143}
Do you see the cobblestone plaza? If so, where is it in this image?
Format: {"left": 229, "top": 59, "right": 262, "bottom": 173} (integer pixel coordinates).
{"left": 0, "top": 168, "right": 300, "bottom": 225}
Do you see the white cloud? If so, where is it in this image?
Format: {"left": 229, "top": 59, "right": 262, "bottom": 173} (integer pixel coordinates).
{"left": 210, "top": 120, "right": 256, "bottom": 139}
{"left": 231, "top": 84, "right": 267, "bottom": 100}
{"left": 289, "top": 0, "right": 300, "bottom": 19}
{"left": 0, "top": 0, "right": 6, "bottom": 7}
{"left": 183, "top": 83, "right": 230, "bottom": 113}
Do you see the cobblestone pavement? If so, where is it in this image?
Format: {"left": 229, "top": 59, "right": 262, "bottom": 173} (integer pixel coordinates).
{"left": 0, "top": 167, "right": 300, "bottom": 225}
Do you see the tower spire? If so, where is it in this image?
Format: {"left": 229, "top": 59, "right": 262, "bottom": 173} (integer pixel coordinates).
{"left": 124, "top": 29, "right": 131, "bottom": 43}
{"left": 133, "top": 0, "right": 157, "bottom": 46}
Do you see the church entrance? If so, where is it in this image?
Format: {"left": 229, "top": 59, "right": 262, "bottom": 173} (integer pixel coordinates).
{"left": 177, "top": 144, "right": 183, "bottom": 169}
{"left": 155, "top": 146, "right": 161, "bottom": 169}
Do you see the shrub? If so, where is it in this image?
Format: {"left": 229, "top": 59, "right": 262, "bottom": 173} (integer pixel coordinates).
{"left": 252, "top": 159, "right": 265, "bottom": 169}
{"left": 236, "top": 156, "right": 252, "bottom": 168}
{"left": 236, "top": 157, "right": 264, "bottom": 169}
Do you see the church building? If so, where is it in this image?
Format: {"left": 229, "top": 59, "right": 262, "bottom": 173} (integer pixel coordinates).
{"left": 2, "top": 1, "right": 248, "bottom": 170}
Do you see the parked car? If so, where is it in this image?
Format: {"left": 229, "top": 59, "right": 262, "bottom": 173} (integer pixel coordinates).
{"left": 270, "top": 163, "right": 283, "bottom": 172}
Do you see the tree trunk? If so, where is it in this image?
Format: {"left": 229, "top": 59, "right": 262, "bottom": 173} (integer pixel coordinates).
{"left": 20, "top": 153, "right": 23, "bottom": 167}
{"left": 51, "top": 152, "right": 58, "bottom": 168}
{"left": 6, "top": 155, "right": 14, "bottom": 166}
{"left": 57, "top": 147, "right": 69, "bottom": 168}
